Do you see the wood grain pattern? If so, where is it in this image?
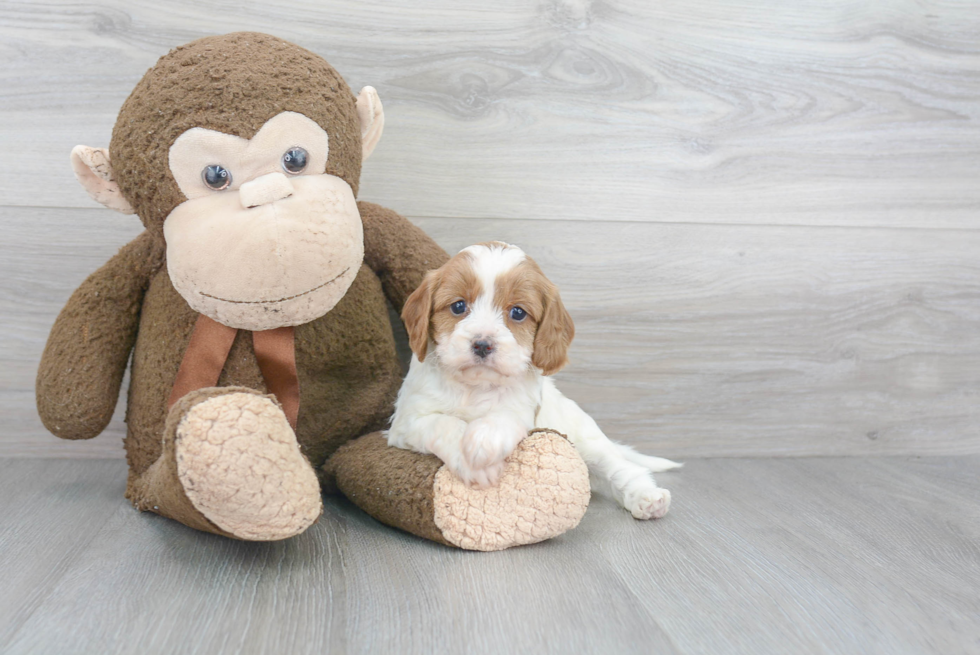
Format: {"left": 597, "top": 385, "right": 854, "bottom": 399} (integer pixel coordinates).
{"left": 2, "top": 456, "right": 977, "bottom": 654}
{"left": 418, "top": 216, "right": 980, "bottom": 458}
{"left": 578, "top": 456, "right": 980, "bottom": 654}
{"left": 1, "top": 0, "right": 979, "bottom": 227}
{"left": 3, "top": 4, "right": 979, "bottom": 653}
{"left": 0, "top": 459, "right": 128, "bottom": 646}
{"left": 0, "top": 206, "right": 140, "bottom": 458}
{"left": 5, "top": 206, "right": 979, "bottom": 458}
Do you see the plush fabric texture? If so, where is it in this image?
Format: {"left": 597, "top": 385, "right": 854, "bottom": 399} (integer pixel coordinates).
{"left": 432, "top": 430, "right": 591, "bottom": 551}
{"left": 36, "top": 231, "right": 165, "bottom": 439}
{"left": 128, "top": 386, "right": 248, "bottom": 538}
{"left": 326, "top": 430, "right": 591, "bottom": 551}
{"left": 167, "top": 112, "right": 330, "bottom": 202}
{"left": 70, "top": 146, "right": 135, "bottom": 214}
{"left": 114, "top": 204, "right": 439, "bottom": 496}
{"left": 325, "top": 431, "right": 453, "bottom": 546}
{"left": 355, "top": 86, "right": 384, "bottom": 160}
{"left": 164, "top": 173, "right": 364, "bottom": 330}
{"left": 237, "top": 172, "right": 295, "bottom": 208}
{"left": 110, "top": 32, "right": 362, "bottom": 234}
{"left": 358, "top": 200, "right": 449, "bottom": 308}
{"left": 39, "top": 33, "right": 588, "bottom": 549}
{"left": 128, "top": 385, "right": 322, "bottom": 540}
{"left": 174, "top": 390, "right": 322, "bottom": 540}
{"left": 123, "top": 260, "right": 402, "bottom": 479}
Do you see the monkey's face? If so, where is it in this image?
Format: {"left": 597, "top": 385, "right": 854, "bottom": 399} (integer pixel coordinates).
{"left": 162, "top": 112, "right": 363, "bottom": 331}
{"left": 71, "top": 34, "right": 387, "bottom": 330}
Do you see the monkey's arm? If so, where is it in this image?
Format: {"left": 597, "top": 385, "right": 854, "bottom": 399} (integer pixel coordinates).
{"left": 36, "top": 231, "right": 165, "bottom": 440}
{"left": 359, "top": 201, "right": 449, "bottom": 312}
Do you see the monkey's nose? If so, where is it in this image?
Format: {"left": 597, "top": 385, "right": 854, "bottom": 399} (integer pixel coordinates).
{"left": 239, "top": 172, "right": 294, "bottom": 209}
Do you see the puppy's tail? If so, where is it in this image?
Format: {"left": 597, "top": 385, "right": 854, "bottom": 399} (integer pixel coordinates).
{"left": 615, "top": 443, "right": 683, "bottom": 472}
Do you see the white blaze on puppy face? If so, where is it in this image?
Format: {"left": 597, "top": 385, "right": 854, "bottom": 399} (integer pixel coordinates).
{"left": 431, "top": 243, "right": 533, "bottom": 382}
{"left": 163, "top": 112, "right": 363, "bottom": 331}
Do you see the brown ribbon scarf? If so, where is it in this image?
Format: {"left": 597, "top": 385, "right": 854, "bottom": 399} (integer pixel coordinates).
{"left": 167, "top": 315, "right": 301, "bottom": 429}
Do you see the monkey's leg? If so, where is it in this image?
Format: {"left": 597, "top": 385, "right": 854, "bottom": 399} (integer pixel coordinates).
{"left": 127, "top": 387, "right": 322, "bottom": 540}
{"left": 323, "top": 430, "right": 591, "bottom": 551}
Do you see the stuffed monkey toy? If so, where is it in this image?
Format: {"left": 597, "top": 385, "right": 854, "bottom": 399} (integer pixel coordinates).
{"left": 36, "top": 33, "right": 589, "bottom": 551}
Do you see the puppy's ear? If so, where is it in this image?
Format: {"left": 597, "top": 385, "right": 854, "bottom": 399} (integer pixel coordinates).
{"left": 401, "top": 271, "right": 436, "bottom": 362}
{"left": 532, "top": 283, "right": 575, "bottom": 375}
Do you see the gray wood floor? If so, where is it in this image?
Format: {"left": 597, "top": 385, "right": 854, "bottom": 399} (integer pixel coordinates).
{"left": 2, "top": 455, "right": 977, "bottom": 655}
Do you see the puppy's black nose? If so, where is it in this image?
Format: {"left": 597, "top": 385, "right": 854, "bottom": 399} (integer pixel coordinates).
{"left": 473, "top": 340, "right": 493, "bottom": 359}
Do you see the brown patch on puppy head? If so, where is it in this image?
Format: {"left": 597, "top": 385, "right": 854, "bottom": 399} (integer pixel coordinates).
{"left": 429, "top": 256, "right": 483, "bottom": 352}
{"left": 492, "top": 259, "right": 544, "bottom": 353}
{"left": 494, "top": 256, "right": 574, "bottom": 375}
{"left": 110, "top": 32, "right": 362, "bottom": 234}
{"left": 401, "top": 251, "right": 482, "bottom": 362}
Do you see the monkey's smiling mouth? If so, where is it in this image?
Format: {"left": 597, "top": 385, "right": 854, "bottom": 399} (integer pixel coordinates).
{"left": 198, "top": 267, "right": 350, "bottom": 305}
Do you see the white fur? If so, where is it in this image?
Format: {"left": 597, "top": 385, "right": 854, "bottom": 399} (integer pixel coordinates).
{"left": 387, "top": 243, "right": 681, "bottom": 519}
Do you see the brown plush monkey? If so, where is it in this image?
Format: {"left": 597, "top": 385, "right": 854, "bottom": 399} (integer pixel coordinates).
{"left": 37, "top": 33, "right": 589, "bottom": 550}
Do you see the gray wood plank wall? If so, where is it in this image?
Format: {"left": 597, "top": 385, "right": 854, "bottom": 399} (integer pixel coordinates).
{"left": 2, "top": 0, "right": 978, "bottom": 458}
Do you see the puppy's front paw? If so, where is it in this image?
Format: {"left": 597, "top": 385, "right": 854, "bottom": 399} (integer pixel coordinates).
{"left": 461, "top": 416, "right": 527, "bottom": 470}
{"left": 626, "top": 486, "right": 671, "bottom": 520}
{"left": 453, "top": 460, "right": 505, "bottom": 489}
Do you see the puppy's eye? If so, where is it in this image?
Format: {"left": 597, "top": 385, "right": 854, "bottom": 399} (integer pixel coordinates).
{"left": 510, "top": 306, "right": 527, "bottom": 321}
{"left": 202, "top": 165, "right": 232, "bottom": 190}
{"left": 450, "top": 300, "right": 467, "bottom": 316}
{"left": 282, "top": 147, "right": 309, "bottom": 174}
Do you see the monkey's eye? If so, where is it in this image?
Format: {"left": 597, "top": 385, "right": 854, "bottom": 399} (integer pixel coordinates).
{"left": 281, "top": 147, "right": 309, "bottom": 174}
{"left": 510, "top": 306, "right": 527, "bottom": 322}
{"left": 450, "top": 300, "right": 467, "bottom": 316}
{"left": 202, "top": 165, "right": 232, "bottom": 190}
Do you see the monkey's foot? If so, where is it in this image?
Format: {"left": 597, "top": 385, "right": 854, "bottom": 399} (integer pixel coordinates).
{"left": 129, "top": 387, "right": 322, "bottom": 541}
{"left": 325, "top": 429, "right": 591, "bottom": 551}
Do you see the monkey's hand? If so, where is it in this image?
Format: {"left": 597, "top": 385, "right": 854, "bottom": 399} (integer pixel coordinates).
{"left": 36, "top": 231, "right": 164, "bottom": 440}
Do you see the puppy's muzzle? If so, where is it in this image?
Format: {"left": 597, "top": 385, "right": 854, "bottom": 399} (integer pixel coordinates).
{"left": 472, "top": 339, "right": 494, "bottom": 359}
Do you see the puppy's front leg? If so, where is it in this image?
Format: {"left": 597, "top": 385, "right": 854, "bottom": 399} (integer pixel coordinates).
{"left": 387, "top": 413, "right": 518, "bottom": 488}
{"left": 388, "top": 412, "right": 465, "bottom": 470}
{"left": 460, "top": 413, "right": 528, "bottom": 487}
{"left": 535, "top": 378, "right": 677, "bottom": 520}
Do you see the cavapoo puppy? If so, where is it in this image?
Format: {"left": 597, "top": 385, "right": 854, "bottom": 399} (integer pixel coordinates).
{"left": 387, "top": 242, "right": 679, "bottom": 520}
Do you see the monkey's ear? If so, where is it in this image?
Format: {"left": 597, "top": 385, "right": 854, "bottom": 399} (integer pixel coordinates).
{"left": 70, "top": 146, "right": 135, "bottom": 214}
{"left": 355, "top": 86, "right": 385, "bottom": 161}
